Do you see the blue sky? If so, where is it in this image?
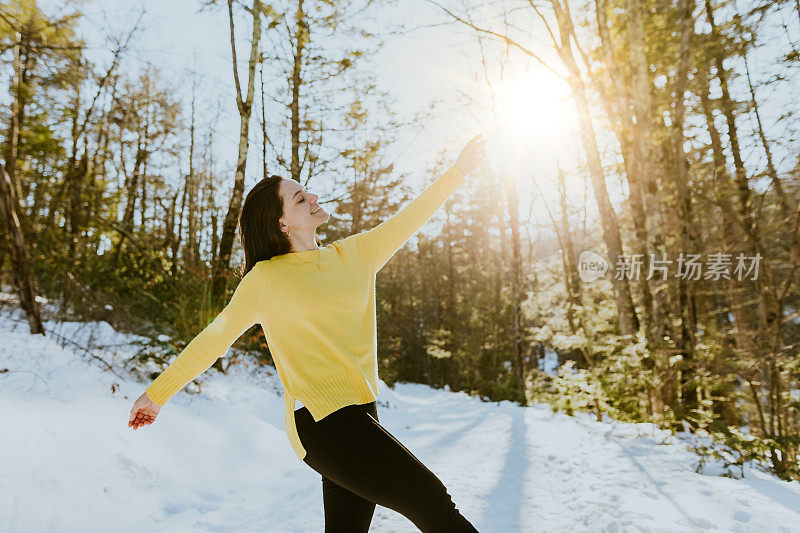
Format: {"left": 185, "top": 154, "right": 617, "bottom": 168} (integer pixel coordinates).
{"left": 67, "top": 0, "right": 482, "bottom": 189}
{"left": 27, "top": 0, "right": 800, "bottom": 252}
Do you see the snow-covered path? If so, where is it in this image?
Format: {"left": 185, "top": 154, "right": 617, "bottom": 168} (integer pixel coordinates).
{"left": 1, "top": 307, "right": 799, "bottom": 532}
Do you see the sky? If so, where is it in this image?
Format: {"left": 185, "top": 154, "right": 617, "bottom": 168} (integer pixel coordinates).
{"left": 67, "top": 0, "right": 487, "bottom": 183}
{"left": 26, "top": 0, "right": 800, "bottom": 258}
{"left": 47, "top": 0, "right": 589, "bottom": 232}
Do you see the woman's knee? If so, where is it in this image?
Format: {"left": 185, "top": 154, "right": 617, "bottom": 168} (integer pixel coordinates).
{"left": 429, "top": 489, "right": 479, "bottom": 532}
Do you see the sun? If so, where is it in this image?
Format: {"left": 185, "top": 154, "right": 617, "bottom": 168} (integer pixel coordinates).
{"left": 481, "top": 65, "right": 577, "bottom": 209}
{"left": 490, "top": 67, "right": 572, "bottom": 160}
{"left": 505, "top": 75, "right": 568, "bottom": 135}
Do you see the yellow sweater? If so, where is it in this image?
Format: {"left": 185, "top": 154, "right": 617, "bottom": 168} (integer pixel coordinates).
{"left": 146, "top": 164, "right": 467, "bottom": 460}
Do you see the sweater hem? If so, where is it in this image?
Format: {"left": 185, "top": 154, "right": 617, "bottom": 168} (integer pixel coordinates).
{"left": 294, "top": 365, "right": 379, "bottom": 421}
{"left": 284, "top": 364, "right": 381, "bottom": 461}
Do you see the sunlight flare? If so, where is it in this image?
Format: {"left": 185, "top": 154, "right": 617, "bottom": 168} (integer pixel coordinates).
{"left": 482, "top": 65, "right": 574, "bottom": 208}
{"left": 485, "top": 66, "right": 573, "bottom": 178}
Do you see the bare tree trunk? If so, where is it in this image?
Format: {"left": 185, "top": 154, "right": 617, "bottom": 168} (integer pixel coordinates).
{"left": 66, "top": 80, "right": 90, "bottom": 261}
{"left": 503, "top": 174, "right": 528, "bottom": 405}
{"left": 211, "top": 210, "right": 220, "bottom": 264}
{"left": 556, "top": 163, "right": 594, "bottom": 368}
{"left": 705, "top": 0, "right": 796, "bottom": 474}
{"left": 0, "top": 166, "right": 43, "bottom": 334}
{"left": 704, "top": 0, "right": 754, "bottom": 242}
{"left": 164, "top": 189, "right": 177, "bottom": 250}
{"left": 595, "top": 0, "right": 654, "bottom": 331}
{"left": 696, "top": 72, "right": 759, "bottom": 346}
{"left": 627, "top": 0, "right": 670, "bottom": 343}
{"left": 557, "top": 163, "right": 581, "bottom": 308}
{"left": 536, "top": 165, "right": 595, "bottom": 370}
{"left": 187, "top": 79, "right": 200, "bottom": 268}
{"left": 260, "top": 61, "right": 268, "bottom": 180}
{"left": 65, "top": 79, "right": 81, "bottom": 253}
{"left": 171, "top": 181, "right": 185, "bottom": 276}
{"left": 91, "top": 106, "right": 113, "bottom": 250}
{"left": 5, "top": 34, "right": 38, "bottom": 247}
{"left": 140, "top": 158, "right": 148, "bottom": 229}
{"left": 67, "top": 150, "right": 88, "bottom": 259}
{"left": 114, "top": 142, "right": 145, "bottom": 263}
{"left": 443, "top": 208, "right": 461, "bottom": 389}
{"left": 5, "top": 35, "right": 25, "bottom": 208}
{"left": 172, "top": 80, "right": 198, "bottom": 275}
{"left": 697, "top": 68, "right": 761, "bottom": 430}
{"left": 743, "top": 55, "right": 792, "bottom": 224}
{"left": 290, "top": 0, "right": 306, "bottom": 182}
{"left": 123, "top": 147, "right": 144, "bottom": 230}
{"left": 212, "top": 0, "right": 263, "bottom": 302}
{"left": 670, "top": 0, "right": 700, "bottom": 413}
{"left": 550, "top": 0, "right": 640, "bottom": 334}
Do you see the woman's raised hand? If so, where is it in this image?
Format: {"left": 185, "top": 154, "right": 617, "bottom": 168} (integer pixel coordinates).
{"left": 128, "top": 391, "right": 161, "bottom": 430}
{"left": 454, "top": 134, "right": 487, "bottom": 176}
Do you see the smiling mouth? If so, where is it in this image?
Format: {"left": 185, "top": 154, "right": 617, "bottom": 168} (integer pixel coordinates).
{"left": 311, "top": 206, "right": 321, "bottom": 214}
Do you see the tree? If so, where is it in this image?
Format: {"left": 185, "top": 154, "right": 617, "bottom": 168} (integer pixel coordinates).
{"left": 211, "top": 0, "right": 268, "bottom": 303}
{"left": 0, "top": 0, "right": 83, "bottom": 333}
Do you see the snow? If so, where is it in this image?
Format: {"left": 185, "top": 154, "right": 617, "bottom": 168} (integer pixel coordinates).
{"left": 1, "top": 302, "right": 800, "bottom": 532}
{"left": 539, "top": 346, "right": 560, "bottom": 376}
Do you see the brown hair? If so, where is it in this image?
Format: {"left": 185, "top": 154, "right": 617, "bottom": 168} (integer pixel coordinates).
{"left": 238, "top": 175, "right": 323, "bottom": 275}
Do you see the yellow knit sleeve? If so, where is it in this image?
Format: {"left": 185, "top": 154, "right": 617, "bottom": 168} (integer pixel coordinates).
{"left": 145, "top": 262, "right": 267, "bottom": 406}
{"left": 341, "top": 165, "right": 467, "bottom": 271}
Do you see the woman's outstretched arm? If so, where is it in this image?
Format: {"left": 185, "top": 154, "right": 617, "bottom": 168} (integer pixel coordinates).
{"left": 342, "top": 135, "right": 486, "bottom": 272}
{"left": 143, "top": 262, "right": 269, "bottom": 407}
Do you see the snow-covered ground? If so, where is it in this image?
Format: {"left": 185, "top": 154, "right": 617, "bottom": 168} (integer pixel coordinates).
{"left": 2, "top": 300, "right": 800, "bottom": 532}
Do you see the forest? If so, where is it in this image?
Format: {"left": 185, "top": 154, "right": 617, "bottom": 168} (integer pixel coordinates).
{"left": 2, "top": 0, "right": 800, "bottom": 484}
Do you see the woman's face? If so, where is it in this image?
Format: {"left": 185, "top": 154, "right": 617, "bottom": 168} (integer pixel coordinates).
{"left": 278, "top": 179, "right": 330, "bottom": 234}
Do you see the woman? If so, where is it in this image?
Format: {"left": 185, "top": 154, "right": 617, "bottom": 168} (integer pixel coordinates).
{"left": 129, "top": 135, "right": 486, "bottom": 532}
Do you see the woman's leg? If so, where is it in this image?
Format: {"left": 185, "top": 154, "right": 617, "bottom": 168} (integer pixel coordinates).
{"left": 320, "top": 475, "right": 377, "bottom": 532}
{"left": 295, "top": 401, "right": 479, "bottom": 533}
{"left": 319, "top": 401, "right": 378, "bottom": 532}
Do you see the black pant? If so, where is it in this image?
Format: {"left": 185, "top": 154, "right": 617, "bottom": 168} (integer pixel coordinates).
{"left": 294, "top": 400, "right": 479, "bottom": 532}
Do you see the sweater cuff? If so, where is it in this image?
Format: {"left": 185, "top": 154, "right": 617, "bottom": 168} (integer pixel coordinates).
{"left": 145, "top": 371, "right": 187, "bottom": 406}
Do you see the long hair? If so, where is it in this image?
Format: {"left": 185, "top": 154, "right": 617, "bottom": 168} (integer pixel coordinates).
{"left": 238, "top": 175, "right": 323, "bottom": 276}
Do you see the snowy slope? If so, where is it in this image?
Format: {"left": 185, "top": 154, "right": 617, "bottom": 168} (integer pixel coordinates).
{"left": 1, "top": 301, "right": 800, "bottom": 532}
